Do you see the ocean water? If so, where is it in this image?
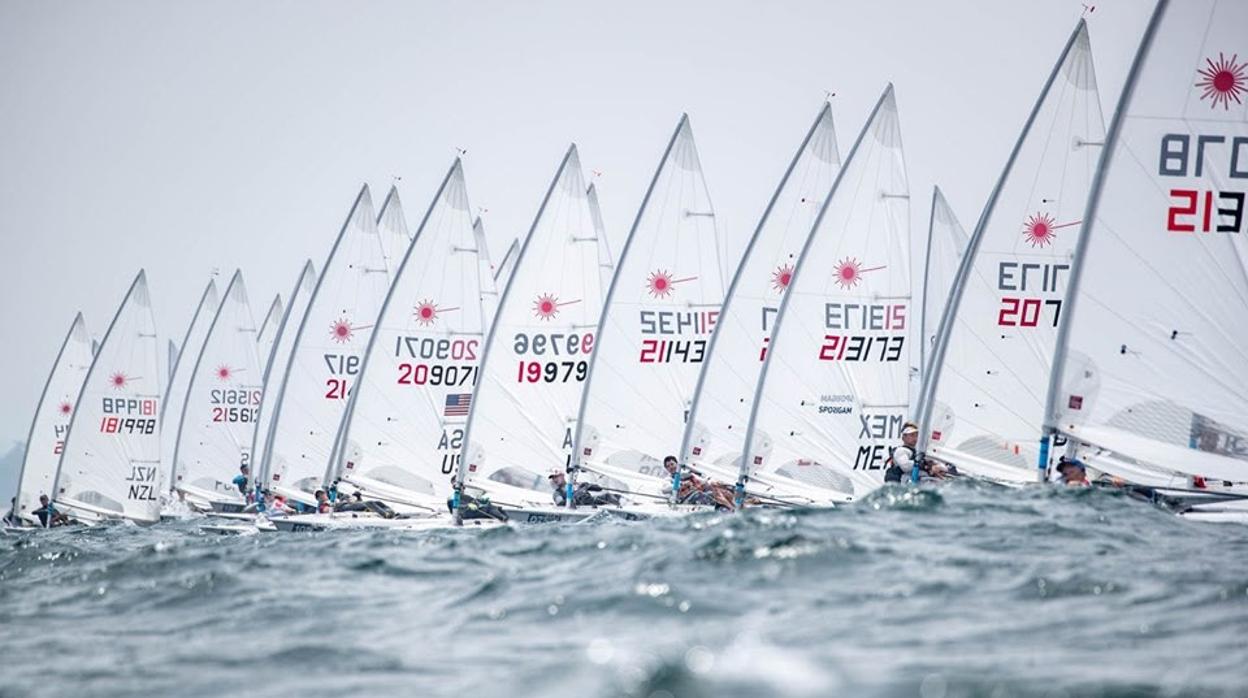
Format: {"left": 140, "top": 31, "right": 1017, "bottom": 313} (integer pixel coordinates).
{"left": 2, "top": 482, "right": 1246, "bottom": 698}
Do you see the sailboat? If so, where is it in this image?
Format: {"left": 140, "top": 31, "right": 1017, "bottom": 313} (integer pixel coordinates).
{"left": 53, "top": 271, "right": 163, "bottom": 524}
{"left": 259, "top": 187, "right": 391, "bottom": 504}
{"left": 321, "top": 160, "right": 491, "bottom": 530}
{"left": 680, "top": 102, "right": 847, "bottom": 507}
{"left": 741, "top": 85, "right": 910, "bottom": 499}
{"left": 916, "top": 20, "right": 1106, "bottom": 483}
{"left": 9, "top": 314, "right": 93, "bottom": 527}
{"left": 169, "top": 270, "right": 263, "bottom": 511}
{"left": 251, "top": 261, "right": 317, "bottom": 491}
{"left": 161, "top": 279, "right": 219, "bottom": 495}
{"left": 458, "top": 145, "right": 624, "bottom": 523}
{"left": 572, "top": 115, "right": 732, "bottom": 497}
{"left": 1040, "top": 0, "right": 1248, "bottom": 519}
{"left": 256, "top": 294, "right": 284, "bottom": 373}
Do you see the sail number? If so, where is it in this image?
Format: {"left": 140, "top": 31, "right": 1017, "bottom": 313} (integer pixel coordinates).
{"left": 1159, "top": 134, "right": 1246, "bottom": 234}
{"left": 212, "top": 407, "right": 258, "bottom": 423}
{"left": 211, "top": 389, "right": 260, "bottom": 405}
{"left": 516, "top": 360, "right": 588, "bottom": 382}
{"left": 640, "top": 339, "right": 707, "bottom": 363}
{"left": 397, "top": 363, "right": 477, "bottom": 386}
{"left": 100, "top": 416, "right": 156, "bottom": 434}
{"left": 394, "top": 336, "right": 478, "bottom": 361}
{"left": 997, "top": 298, "right": 1061, "bottom": 327}
{"left": 819, "top": 335, "right": 905, "bottom": 362}
{"left": 513, "top": 332, "right": 594, "bottom": 356}
{"left": 324, "top": 353, "right": 359, "bottom": 401}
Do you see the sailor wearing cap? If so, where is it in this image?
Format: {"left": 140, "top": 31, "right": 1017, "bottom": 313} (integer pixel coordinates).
{"left": 885, "top": 422, "right": 921, "bottom": 483}
{"left": 1055, "top": 456, "right": 1090, "bottom": 487}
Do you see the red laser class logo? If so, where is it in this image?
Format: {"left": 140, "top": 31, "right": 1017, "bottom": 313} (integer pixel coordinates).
{"left": 110, "top": 372, "right": 130, "bottom": 390}
{"left": 329, "top": 317, "right": 354, "bottom": 343}
{"left": 645, "top": 269, "right": 696, "bottom": 298}
{"left": 833, "top": 258, "right": 885, "bottom": 290}
{"left": 771, "top": 264, "right": 794, "bottom": 292}
{"left": 414, "top": 300, "right": 439, "bottom": 326}
{"left": 532, "top": 293, "right": 580, "bottom": 321}
{"left": 216, "top": 365, "right": 234, "bottom": 381}
{"left": 59, "top": 401, "right": 73, "bottom": 416}
{"left": 1023, "top": 213, "right": 1057, "bottom": 248}
{"left": 1196, "top": 53, "right": 1246, "bottom": 110}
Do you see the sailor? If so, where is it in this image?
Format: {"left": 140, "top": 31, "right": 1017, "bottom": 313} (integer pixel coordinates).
{"left": 661, "top": 456, "right": 732, "bottom": 509}
{"left": 1055, "top": 456, "right": 1091, "bottom": 487}
{"left": 32, "top": 494, "right": 69, "bottom": 528}
{"left": 232, "top": 464, "right": 252, "bottom": 500}
{"left": 3, "top": 497, "right": 18, "bottom": 527}
{"left": 446, "top": 476, "right": 509, "bottom": 521}
{"left": 314, "top": 488, "right": 332, "bottom": 514}
{"left": 886, "top": 422, "right": 952, "bottom": 482}
{"left": 548, "top": 470, "right": 621, "bottom": 508}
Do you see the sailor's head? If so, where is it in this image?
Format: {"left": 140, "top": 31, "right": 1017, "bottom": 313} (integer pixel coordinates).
{"left": 663, "top": 456, "right": 678, "bottom": 474}
{"left": 351, "top": 491, "right": 363, "bottom": 502}
{"left": 39, "top": 494, "right": 50, "bottom": 506}
{"left": 901, "top": 422, "right": 919, "bottom": 447}
{"left": 239, "top": 464, "right": 250, "bottom": 474}
{"left": 314, "top": 488, "right": 327, "bottom": 501}
{"left": 548, "top": 470, "right": 566, "bottom": 488}
{"left": 1056, "top": 457, "right": 1086, "bottom": 476}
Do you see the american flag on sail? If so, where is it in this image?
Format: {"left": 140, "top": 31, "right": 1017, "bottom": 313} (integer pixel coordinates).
{"left": 444, "top": 393, "right": 472, "bottom": 416}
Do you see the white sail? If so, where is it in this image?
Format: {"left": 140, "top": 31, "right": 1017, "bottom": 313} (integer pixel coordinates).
{"left": 494, "top": 238, "right": 519, "bottom": 286}
{"left": 378, "top": 185, "right": 413, "bottom": 277}
{"left": 574, "top": 116, "right": 730, "bottom": 477}
{"left": 474, "top": 217, "right": 501, "bottom": 329}
{"left": 256, "top": 294, "right": 284, "bottom": 370}
{"left": 1044, "top": 0, "right": 1248, "bottom": 483}
{"left": 680, "top": 103, "right": 841, "bottom": 482}
{"left": 917, "top": 188, "right": 969, "bottom": 391}
{"left": 260, "top": 187, "right": 390, "bottom": 497}
{"left": 14, "top": 313, "right": 93, "bottom": 524}
{"left": 460, "top": 145, "right": 607, "bottom": 496}
{"left": 586, "top": 182, "right": 616, "bottom": 290}
{"left": 251, "top": 261, "right": 317, "bottom": 484}
{"left": 160, "top": 280, "right": 219, "bottom": 490}
{"left": 917, "top": 22, "right": 1105, "bottom": 482}
{"left": 170, "top": 270, "right": 263, "bottom": 500}
{"left": 336, "top": 161, "right": 487, "bottom": 503}
{"left": 54, "top": 271, "right": 163, "bottom": 522}
{"left": 743, "top": 86, "right": 910, "bottom": 497}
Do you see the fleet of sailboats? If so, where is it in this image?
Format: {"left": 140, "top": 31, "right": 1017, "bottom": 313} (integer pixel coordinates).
{"left": 7, "top": 0, "right": 1246, "bottom": 531}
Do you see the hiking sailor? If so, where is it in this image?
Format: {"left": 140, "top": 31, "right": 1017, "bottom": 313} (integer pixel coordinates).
{"left": 32, "top": 494, "right": 69, "bottom": 528}
{"left": 549, "top": 470, "right": 621, "bottom": 508}
{"left": 885, "top": 422, "right": 953, "bottom": 483}
{"left": 1055, "top": 456, "right": 1091, "bottom": 487}
{"left": 662, "top": 456, "right": 733, "bottom": 509}
{"left": 232, "top": 464, "right": 253, "bottom": 502}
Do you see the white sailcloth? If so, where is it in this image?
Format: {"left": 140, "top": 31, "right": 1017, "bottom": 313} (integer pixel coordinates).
{"left": 918, "top": 21, "right": 1105, "bottom": 482}
{"left": 256, "top": 294, "right": 284, "bottom": 371}
{"left": 379, "top": 185, "right": 414, "bottom": 277}
{"left": 14, "top": 313, "right": 93, "bottom": 524}
{"left": 336, "top": 161, "right": 488, "bottom": 503}
{"left": 1045, "top": 0, "right": 1248, "bottom": 483}
{"left": 917, "top": 188, "right": 969, "bottom": 390}
{"left": 54, "top": 271, "right": 163, "bottom": 522}
{"left": 494, "top": 238, "right": 519, "bottom": 286}
{"left": 680, "top": 103, "right": 841, "bottom": 482}
{"left": 170, "top": 270, "right": 263, "bottom": 500}
{"left": 260, "top": 187, "right": 390, "bottom": 496}
{"left": 574, "top": 116, "right": 730, "bottom": 476}
{"left": 160, "top": 280, "right": 219, "bottom": 489}
{"left": 744, "top": 86, "right": 910, "bottom": 497}
{"left": 586, "top": 183, "right": 616, "bottom": 290}
{"left": 460, "top": 145, "right": 608, "bottom": 496}
{"left": 474, "top": 217, "right": 501, "bottom": 329}
{"left": 166, "top": 340, "right": 178, "bottom": 395}
{"left": 251, "top": 261, "right": 317, "bottom": 484}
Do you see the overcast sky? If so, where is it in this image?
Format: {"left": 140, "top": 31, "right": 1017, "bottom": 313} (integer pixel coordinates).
{"left": 0, "top": 0, "right": 1155, "bottom": 453}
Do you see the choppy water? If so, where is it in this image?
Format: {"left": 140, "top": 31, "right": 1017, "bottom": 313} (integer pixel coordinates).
{"left": 2, "top": 482, "right": 1246, "bottom": 698}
